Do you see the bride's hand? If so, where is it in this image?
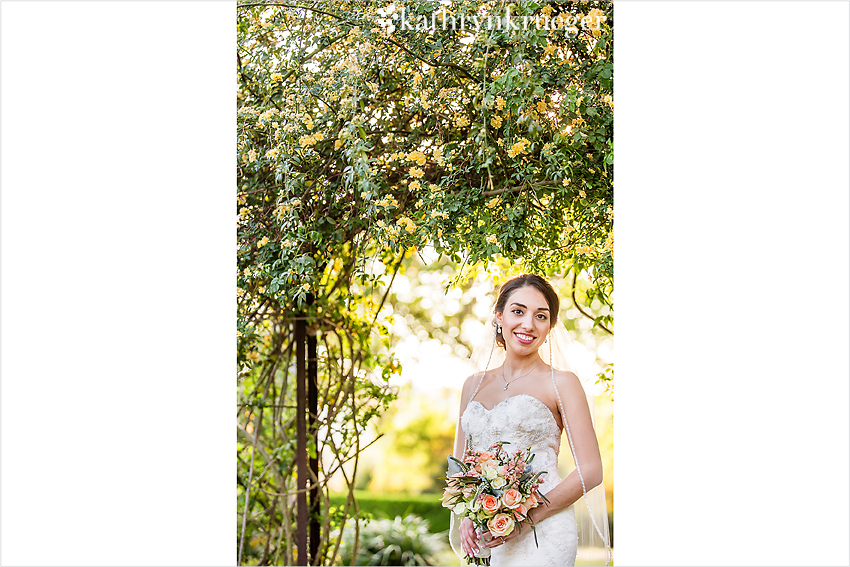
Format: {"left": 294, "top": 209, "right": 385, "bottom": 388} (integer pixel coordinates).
{"left": 459, "top": 518, "right": 479, "bottom": 556}
{"left": 482, "top": 525, "right": 520, "bottom": 548}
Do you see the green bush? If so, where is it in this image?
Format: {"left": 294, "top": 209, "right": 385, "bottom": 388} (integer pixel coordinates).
{"left": 332, "top": 514, "right": 449, "bottom": 566}
{"left": 329, "top": 491, "right": 450, "bottom": 534}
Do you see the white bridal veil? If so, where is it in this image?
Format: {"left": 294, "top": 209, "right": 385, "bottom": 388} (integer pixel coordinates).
{"left": 449, "top": 303, "right": 613, "bottom": 566}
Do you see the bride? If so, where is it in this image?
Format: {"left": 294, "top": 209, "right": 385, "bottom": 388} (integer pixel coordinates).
{"left": 449, "top": 274, "right": 612, "bottom": 566}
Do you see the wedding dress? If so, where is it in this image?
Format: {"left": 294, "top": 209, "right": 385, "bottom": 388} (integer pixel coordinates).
{"left": 461, "top": 393, "right": 578, "bottom": 566}
{"left": 450, "top": 314, "right": 611, "bottom": 566}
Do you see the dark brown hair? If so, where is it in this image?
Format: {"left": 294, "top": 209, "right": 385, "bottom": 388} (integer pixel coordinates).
{"left": 493, "top": 274, "right": 560, "bottom": 348}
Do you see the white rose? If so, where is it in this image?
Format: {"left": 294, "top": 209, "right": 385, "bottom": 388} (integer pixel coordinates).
{"left": 454, "top": 501, "right": 467, "bottom": 515}
{"left": 491, "top": 476, "right": 507, "bottom": 489}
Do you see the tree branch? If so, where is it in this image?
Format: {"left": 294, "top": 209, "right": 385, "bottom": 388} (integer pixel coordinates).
{"left": 571, "top": 271, "right": 612, "bottom": 335}
{"left": 237, "top": 2, "right": 480, "bottom": 83}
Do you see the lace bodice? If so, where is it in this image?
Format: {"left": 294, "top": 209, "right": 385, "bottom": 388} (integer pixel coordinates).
{"left": 461, "top": 394, "right": 563, "bottom": 493}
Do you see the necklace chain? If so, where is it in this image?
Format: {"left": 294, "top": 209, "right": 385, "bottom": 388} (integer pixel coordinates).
{"left": 501, "top": 362, "right": 539, "bottom": 391}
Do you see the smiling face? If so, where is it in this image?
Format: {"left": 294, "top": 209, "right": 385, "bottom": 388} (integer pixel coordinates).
{"left": 495, "top": 286, "right": 553, "bottom": 354}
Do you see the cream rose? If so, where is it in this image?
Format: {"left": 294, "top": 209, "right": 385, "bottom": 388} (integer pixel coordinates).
{"left": 480, "top": 494, "right": 500, "bottom": 515}
{"left": 501, "top": 488, "right": 523, "bottom": 509}
{"left": 440, "top": 487, "right": 459, "bottom": 508}
{"left": 482, "top": 464, "right": 499, "bottom": 480}
{"left": 487, "top": 512, "right": 516, "bottom": 538}
{"left": 491, "top": 476, "right": 507, "bottom": 489}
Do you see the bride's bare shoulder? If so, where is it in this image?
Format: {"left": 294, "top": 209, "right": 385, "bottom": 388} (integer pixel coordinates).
{"left": 551, "top": 368, "right": 583, "bottom": 394}
{"left": 461, "top": 370, "right": 486, "bottom": 392}
{"left": 461, "top": 372, "right": 481, "bottom": 399}
{"left": 459, "top": 370, "right": 488, "bottom": 404}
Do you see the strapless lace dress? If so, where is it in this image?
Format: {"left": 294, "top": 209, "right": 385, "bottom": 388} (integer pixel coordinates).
{"left": 461, "top": 394, "right": 577, "bottom": 566}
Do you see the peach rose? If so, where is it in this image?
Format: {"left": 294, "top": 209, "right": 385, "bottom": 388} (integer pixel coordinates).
{"left": 513, "top": 503, "right": 528, "bottom": 521}
{"left": 478, "top": 452, "right": 495, "bottom": 461}
{"left": 501, "top": 488, "right": 523, "bottom": 509}
{"left": 480, "top": 494, "right": 500, "bottom": 515}
{"left": 487, "top": 512, "right": 516, "bottom": 538}
{"left": 523, "top": 491, "right": 539, "bottom": 509}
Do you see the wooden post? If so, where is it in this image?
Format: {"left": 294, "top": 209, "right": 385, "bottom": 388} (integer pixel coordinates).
{"left": 295, "top": 316, "right": 307, "bottom": 565}
{"left": 307, "top": 326, "right": 319, "bottom": 564}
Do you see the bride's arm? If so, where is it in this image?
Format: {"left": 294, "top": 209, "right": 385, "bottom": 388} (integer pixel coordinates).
{"left": 528, "top": 370, "right": 603, "bottom": 524}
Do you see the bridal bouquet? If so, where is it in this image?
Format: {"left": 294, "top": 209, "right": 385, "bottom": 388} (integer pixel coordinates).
{"left": 442, "top": 438, "right": 549, "bottom": 566}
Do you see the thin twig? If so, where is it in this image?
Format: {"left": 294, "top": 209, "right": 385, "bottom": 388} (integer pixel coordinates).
{"left": 238, "top": 405, "right": 264, "bottom": 566}
{"left": 571, "top": 271, "right": 612, "bottom": 335}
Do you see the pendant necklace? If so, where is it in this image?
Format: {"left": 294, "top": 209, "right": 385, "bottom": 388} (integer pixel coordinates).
{"left": 501, "top": 362, "right": 539, "bottom": 391}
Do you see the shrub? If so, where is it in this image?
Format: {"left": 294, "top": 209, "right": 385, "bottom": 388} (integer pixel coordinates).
{"left": 332, "top": 514, "right": 448, "bottom": 566}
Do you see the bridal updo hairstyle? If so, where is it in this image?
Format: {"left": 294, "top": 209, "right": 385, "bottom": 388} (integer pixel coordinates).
{"left": 493, "top": 274, "right": 560, "bottom": 349}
